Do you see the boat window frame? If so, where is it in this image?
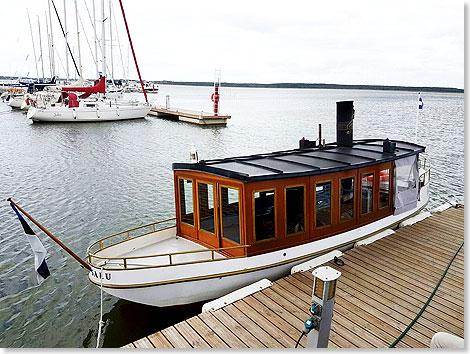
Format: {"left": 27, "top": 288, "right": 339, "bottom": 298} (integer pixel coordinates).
{"left": 219, "top": 184, "right": 242, "bottom": 245}
{"left": 314, "top": 179, "right": 333, "bottom": 230}
{"left": 360, "top": 172, "right": 375, "bottom": 216}
{"left": 284, "top": 184, "right": 307, "bottom": 237}
{"left": 177, "top": 176, "right": 196, "bottom": 228}
{"left": 339, "top": 175, "right": 356, "bottom": 224}
{"left": 252, "top": 187, "right": 277, "bottom": 244}
{"left": 196, "top": 180, "right": 217, "bottom": 236}
{"left": 378, "top": 168, "right": 391, "bottom": 210}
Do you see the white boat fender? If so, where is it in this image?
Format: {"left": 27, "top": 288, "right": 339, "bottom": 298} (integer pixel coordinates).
{"left": 290, "top": 250, "right": 343, "bottom": 274}
{"left": 355, "top": 229, "right": 395, "bottom": 247}
{"left": 202, "top": 279, "right": 272, "bottom": 313}
{"left": 432, "top": 203, "right": 453, "bottom": 213}
{"left": 399, "top": 211, "right": 432, "bottom": 228}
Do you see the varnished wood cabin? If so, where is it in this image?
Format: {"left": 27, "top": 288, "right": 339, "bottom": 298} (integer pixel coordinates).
{"left": 172, "top": 101, "right": 425, "bottom": 258}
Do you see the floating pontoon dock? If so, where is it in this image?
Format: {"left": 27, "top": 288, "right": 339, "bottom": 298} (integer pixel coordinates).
{"left": 125, "top": 206, "right": 464, "bottom": 348}
{"left": 148, "top": 106, "right": 231, "bottom": 126}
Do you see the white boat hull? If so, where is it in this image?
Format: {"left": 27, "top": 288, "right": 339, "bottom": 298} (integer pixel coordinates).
{"left": 89, "top": 184, "right": 429, "bottom": 307}
{"left": 8, "top": 96, "right": 23, "bottom": 108}
{"left": 27, "top": 104, "right": 151, "bottom": 122}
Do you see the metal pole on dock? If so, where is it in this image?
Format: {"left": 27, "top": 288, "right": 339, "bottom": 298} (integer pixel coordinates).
{"left": 305, "top": 266, "right": 341, "bottom": 348}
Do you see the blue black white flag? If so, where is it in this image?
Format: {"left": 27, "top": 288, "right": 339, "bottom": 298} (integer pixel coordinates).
{"left": 418, "top": 94, "right": 424, "bottom": 109}
{"left": 10, "top": 203, "right": 50, "bottom": 284}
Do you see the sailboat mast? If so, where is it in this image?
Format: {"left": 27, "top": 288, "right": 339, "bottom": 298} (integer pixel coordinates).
{"left": 92, "top": 0, "right": 99, "bottom": 78}
{"left": 37, "top": 16, "right": 45, "bottom": 82}
{"left": 101, "top": 0, "right": 106, "bottom": 85}
{"left": 109, "top": 0, "right": 114, "bottom": 83}
{"left": 45, "top": 11, "right": 53, "bottom": 79}
{"left": 27, "top": 9, "right": 40, "bottom": 82}
{"left": 118, "top": 0, "right": 148, "bottom": 103}
{"left": 74, "top": 0, "right": 83, "bottom": 79}
{"left": 64, "top": 0, "right": 69, "bottom": 82}
{"left": 47, "top": 0, "right": 55, "bottom": 78}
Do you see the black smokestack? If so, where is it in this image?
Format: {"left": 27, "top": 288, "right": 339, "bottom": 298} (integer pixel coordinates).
{"left": 336, "top": 100, "right": 354, "bottom": 147}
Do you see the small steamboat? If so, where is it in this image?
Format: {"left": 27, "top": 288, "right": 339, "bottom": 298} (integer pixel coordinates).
{"left": 87, "top": 100, "right": 430, "bottom": 307}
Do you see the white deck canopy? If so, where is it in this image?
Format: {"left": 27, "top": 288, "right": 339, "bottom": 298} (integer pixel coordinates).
{"left": 394, "top": 155, "right": 418, "bottom": 215}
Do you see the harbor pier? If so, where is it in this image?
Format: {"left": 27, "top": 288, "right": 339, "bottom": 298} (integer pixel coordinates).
{"left": 148, "top": 106, "right": 231, "bottom": 126}
{"left": 125, "top": 206, "right": 464, "bottom": 348}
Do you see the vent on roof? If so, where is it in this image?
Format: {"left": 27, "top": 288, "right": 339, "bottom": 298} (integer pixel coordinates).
{"left": 383, "top": 139, "right": 396, "bottom": 153}
{"left": 299, "top": 137, "right": 316, "bottom": 149}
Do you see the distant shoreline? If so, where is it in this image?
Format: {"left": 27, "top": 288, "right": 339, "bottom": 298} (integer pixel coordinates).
{"left": 0, "top": 75, "right": 462, "bottom": 93}
{"left": 156, "top": 81, "right": 463, "bottom": 93}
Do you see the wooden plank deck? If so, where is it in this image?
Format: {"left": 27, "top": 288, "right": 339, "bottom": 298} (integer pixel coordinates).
{"left": 127, "top": 207, "right": 464, "bottom": 348}
{"left": 149, "top": 106, "right": 231, "bottom": 125}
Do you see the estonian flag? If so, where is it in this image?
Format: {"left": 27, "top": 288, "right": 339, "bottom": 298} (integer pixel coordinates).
{"left": 10, "top": 203, "right": 50, "bottom": 284}
{"left": 418, "top": 94, "right": 424, "bottom": 110}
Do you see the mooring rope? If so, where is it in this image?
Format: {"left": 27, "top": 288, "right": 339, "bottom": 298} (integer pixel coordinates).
{"left": 389, "top": 241, "right": 464, "bottom": 348}
{"left": 96, "top": 267, "right": 105, "bottom": 348}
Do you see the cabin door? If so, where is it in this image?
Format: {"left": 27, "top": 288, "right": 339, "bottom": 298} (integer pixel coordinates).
{"left": 196, "top": 180, "right": 220, "bottom": 248}
{"left": 217, "top": 184, "right": 243, "bottom": 250}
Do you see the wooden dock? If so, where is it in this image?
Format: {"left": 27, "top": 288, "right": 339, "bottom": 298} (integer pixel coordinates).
{"left": 125, "top": 207, "right": 464, "bottom": 348}
{"left": 148, "top": 106, "right": 231, "bottom": 126}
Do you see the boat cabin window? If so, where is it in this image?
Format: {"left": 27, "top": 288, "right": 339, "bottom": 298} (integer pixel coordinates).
{"left": 198, "top": 182, "right": 215, "bottom": 234}
{"left": 361, "top": 173, "right": 374, "bottom": 215}
{"left": 179, "top": 178, "right": 194, "bottom": 226}
{"left": 315, "top": 181, "right": 331, "bottom": 228}
{"left": 254, "top": 190, "right": 276, "bottom": 241}
{"left": 286, "top": 186, "right": 305, "bottom": 235}
{"left": 379, "top": 169, "right": 390, "bottom": 209}
{"left": 220, "top": 186, "right": 240, "bottom": 244}
{"left": 396, "top": 162, "right": 417, "bottom": 192}
{"left": 340, "top": 177, "right": 355, "bottom": 222}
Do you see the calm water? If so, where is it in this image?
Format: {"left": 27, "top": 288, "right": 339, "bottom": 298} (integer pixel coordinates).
{"left": 0, "top": 85, "right": 464, "bottom": 347}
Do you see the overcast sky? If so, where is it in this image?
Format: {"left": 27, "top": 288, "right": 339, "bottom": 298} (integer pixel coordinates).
{"left": 1, "top": 0, "right": 463, "bottom": 88}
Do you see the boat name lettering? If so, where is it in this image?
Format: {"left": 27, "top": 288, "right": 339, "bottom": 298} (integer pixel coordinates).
{"left": 91, "top": 270, "right": 111, "bottom": 280}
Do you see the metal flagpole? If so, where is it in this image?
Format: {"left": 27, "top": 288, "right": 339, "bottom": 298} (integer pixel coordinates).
{"left": 415, "top": 92, "right": 422, "bottom": 143}
{"left": 7, "top": 198, "right": 91, "bottom": 271}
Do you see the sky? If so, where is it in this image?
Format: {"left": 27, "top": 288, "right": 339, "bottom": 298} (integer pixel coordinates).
{"left": 1, "top": 0, "right": 464, "bottom": 89}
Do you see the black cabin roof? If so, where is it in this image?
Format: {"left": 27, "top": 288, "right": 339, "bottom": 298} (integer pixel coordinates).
{"left": 172, "top": 139, "right": 425, "bottom": 182}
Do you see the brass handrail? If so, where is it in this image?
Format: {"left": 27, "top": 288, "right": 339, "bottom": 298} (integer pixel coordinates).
{"left": 89, "top": 244, "right": 249, "bottom": 261}
{"left": 92, "top": 253, "right": 248, "bottom": 271}
{"left": 86, "top": 217, "right": 176, "bottom": 255}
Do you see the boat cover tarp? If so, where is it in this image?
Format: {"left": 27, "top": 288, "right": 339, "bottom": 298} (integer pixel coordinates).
{"left": 393, "top": 155, "right": 418, "bottom": 215}
{"left": 62, "top": 76, "right": 105, "bottom": 94}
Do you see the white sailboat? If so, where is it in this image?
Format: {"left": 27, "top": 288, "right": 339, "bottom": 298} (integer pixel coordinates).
{"left": 27, "top": 0, "right": 150, "bottom": 123}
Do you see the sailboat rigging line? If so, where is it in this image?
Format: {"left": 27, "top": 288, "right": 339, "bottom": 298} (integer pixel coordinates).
{"left": 118, "top": 0, "right": 148, "bottom": 103}
{"left": 27, "top": 9, "right": 40, "bottom": 82}
{"left": 50, "top": 0, "right": 80, "bottom": 77}
{"left": 6, "top": 198, "right": 91, "bottom": 271}
{"left": 111, "top": 3, "right": 126, "bottom": 82}
{"left": 78, "top": 11, "right": 96, "bottom": 66}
